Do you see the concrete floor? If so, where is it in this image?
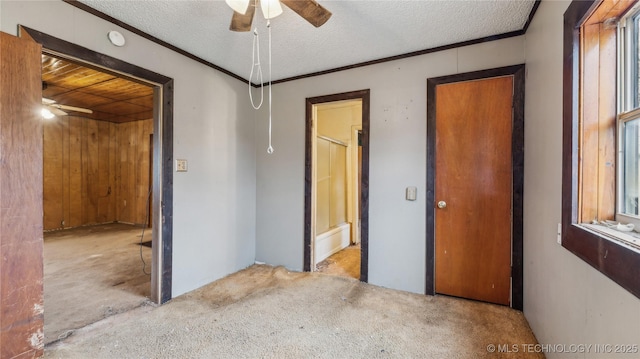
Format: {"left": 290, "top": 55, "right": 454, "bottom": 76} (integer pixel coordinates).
{"left": 43, "top": 223, "right": 152, "bottom": 345}
{"left": 316, "top": 243, "right": 361, "bottom": 279}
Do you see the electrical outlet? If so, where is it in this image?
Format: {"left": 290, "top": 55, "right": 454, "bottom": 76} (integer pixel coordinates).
{"left": 176, "top": 159, "right": 188, "bottom": 172}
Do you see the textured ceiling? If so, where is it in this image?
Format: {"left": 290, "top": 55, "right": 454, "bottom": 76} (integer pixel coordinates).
{"left": 76, "top": 0, "right": 537, "bottom": 82}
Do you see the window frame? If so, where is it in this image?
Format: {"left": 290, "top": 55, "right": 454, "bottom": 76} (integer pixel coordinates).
{"left": 617, "top": 114, "right": 640, "bottom": 223}
{"left": 563, "top": 0, "right": 640, "bottom": 300}
{"left": 617, "top": 5, "right": 640, "bottom": 224}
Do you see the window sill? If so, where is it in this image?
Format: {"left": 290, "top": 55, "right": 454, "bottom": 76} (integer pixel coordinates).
{"left": 562, "top": 224, "right": 640, "bottom": 299}
{"left": 579, "top": 223, "right": 640, "bottom": 254}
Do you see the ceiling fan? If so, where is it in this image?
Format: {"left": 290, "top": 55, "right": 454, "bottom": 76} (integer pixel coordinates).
{"left": 227, "top": 0, "right": 332, "bottom": 32}
{"left": 41, "top": 98, "right": 93, "bottom": 118}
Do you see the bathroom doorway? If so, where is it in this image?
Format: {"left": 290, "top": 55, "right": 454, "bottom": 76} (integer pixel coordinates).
{"left": 304, "top": 90, "right": 370, "bottom": 281}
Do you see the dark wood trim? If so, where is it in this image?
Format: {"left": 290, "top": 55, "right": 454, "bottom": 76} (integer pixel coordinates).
{"left": 271, "top": 0, "right": 540, "bottom": 86}
{"left": 272, "top": 31, "right": 524, "bottom": 86}
{"left": 511, "top": 65, "right": 526, "bottom": 312}
{"left": 426, "top": 64, "right": 525, "bottom": 310}
{"left": 562, "top": 0, "right": 640, "bottom": 300}
{"left": 426, "top": 79, "right": 437, "bottom": 297}
{"left": 522, "top": 0, "right": 542, "bottom": 33}
{"left": 62, "top": 0, "right": 540, "bottom": 87}
{"left": 61, "top": 0, "right": 247, "bottom": 84}
{"left": 303, "top": 100, "right": 313, "bottom": 272}
{"left": 272, "top": 0, "right": 543, "bottom": 86}
{"left": 160, "top": 79, "right": 174, "bottom": 304}
{"left": 20, "top": 26, "right": 170, "bottom": 85}
{"left": 360, "top": 92, "right": 370, "bottom": 283}
{"left": 563, "top": 1, "right": 592, "bottom": 228}
{"left": 304, "top": 90, "right": 370, "bottom": 282}
{"left": 148, "top": 134, "right": 154, "bottom": 228}
{"left": 19, "top": 26, "right": 174, "bottom": 304}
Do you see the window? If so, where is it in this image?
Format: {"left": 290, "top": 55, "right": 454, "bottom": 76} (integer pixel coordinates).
{"left": 563, "top": 0, "right": 640, "bottom": 300}
{"left": 621, "top": 117, "right": 640, "bottom": 217}
{"left": 618, "top": 6, "right": 640, "bottom": 229}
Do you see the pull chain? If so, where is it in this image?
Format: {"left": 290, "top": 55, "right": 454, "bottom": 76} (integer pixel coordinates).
{"left": 249, "top": 27, "right": 264, "bottom": 109}
{"left": 267, "top": 19, "right": 274, "bottom": 154}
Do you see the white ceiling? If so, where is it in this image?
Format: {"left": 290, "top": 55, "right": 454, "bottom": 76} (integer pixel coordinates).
{"left": 77, "top": 0, "right": 537, "bottom": 83}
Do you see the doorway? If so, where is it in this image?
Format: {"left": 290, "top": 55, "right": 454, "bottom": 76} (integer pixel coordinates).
{"left": 19, "top": 26, "right": 173, "bottom": 305}
{"left": 16, "top": 27, "right": 174, "bottom": 302}
{"left": 304, "top": 90, "right": 370, "bottom": 281}
{"left": 426, "top": 65, "right": 524, "bottom": 310}
{"left": 40, "top": 53, "right": 158, "bottom": 343}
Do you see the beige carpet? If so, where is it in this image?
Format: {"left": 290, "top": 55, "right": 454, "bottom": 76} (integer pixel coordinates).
{"left": 44, "top": 223, "right": 152, "bottom": 344}
{"left": 45, "top": 265, "right": 543, "bottom": 359}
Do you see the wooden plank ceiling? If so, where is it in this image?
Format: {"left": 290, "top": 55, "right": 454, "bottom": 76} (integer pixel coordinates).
{"left": 41, "top": 54, "right": 153, "bottom": 123}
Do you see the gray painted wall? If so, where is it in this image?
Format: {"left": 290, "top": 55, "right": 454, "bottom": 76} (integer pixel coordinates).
{"left": 524, "top": 1, "right": 640, "bottom": 357}
{"left": 1, "top": 0, "right": 257, "bottom": 298}
{"left": 255, "top": 36, "right": 525, "bottom": 293}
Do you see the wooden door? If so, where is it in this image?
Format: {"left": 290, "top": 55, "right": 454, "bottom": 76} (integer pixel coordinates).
{"left": 434, "top": 76, "right": 513, "bottom": 306}
{"left": 0, "top": 31, "right": 44, "bottom": 358}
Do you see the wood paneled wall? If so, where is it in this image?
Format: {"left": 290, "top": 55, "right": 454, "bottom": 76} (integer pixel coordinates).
{"left": 43, "top": 116, "right": 153, "bottom": 230}
{"left": 116, "top": 119, "right": 153, "bottom": 225}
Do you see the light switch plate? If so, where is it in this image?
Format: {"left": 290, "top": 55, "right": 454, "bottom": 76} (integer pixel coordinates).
{"left": 406, "top": 186, "right": 417, "bottom": 201}
{"left": 176, "top": 159, "right": 188, "bottom": 172}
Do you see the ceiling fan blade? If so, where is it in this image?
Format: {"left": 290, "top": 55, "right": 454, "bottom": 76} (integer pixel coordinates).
{"left": 43, "top": 98, "right": 92, "bottom": 115}
{"left": 230, "top": 4, "right": 256, "bottom": 32}
{"left": 47, "top": 106, "right": 68, "bottom": 116}
{"left": 281, "top": 0, "right": 332, "bottom": 28}
{"left": 51, "top": 104, "right": 93, "bottom": 114}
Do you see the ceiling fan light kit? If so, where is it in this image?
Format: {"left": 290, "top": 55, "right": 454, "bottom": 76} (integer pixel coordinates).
{"left": 41, "top": 108, "right": 55, "bottom": 120}
{"left": 225, "top": 0, "right": 250, "bottom": 15}
{"left": 226, "top": 0, "right": 283, "bottom": 19}
{"left": 260, "top": 0, "right": 283, "bottom": 19}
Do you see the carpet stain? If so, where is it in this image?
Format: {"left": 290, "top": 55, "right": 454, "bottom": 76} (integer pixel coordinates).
{"left": 45, "top": 264, "right": 544, "bottom": 358}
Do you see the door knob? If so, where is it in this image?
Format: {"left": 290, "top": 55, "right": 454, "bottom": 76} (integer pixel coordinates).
{"left": 437, "top": 200, "right": 447, "bottom": 209}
